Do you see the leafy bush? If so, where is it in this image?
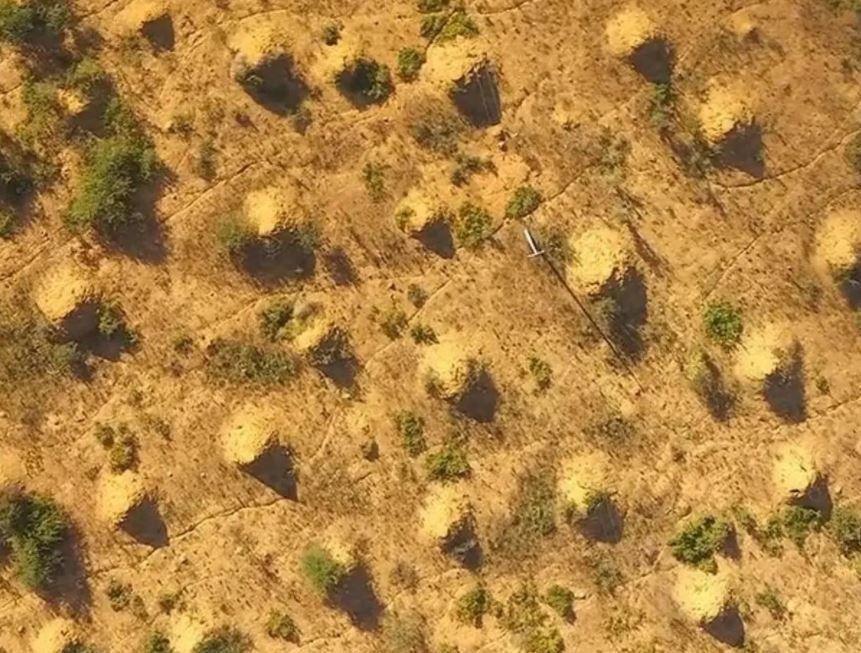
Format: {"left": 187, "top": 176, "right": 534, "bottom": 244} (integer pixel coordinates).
{"left": 543, "top": 585, "right": 574, "bottom": 620}
{"left": 649, "top": 83, "right": 675, "bottom": 132}
{"left": 362, "top": 161, "right": 387, "bottom": 202}
{"left": 336, "top": 57, "right": 393, "bottom": 105}
{"left": 397, "top": 47, "right": 425, "bottom": 81}
{"left": 109, "top": 430, "right": 138, "bottom": 472}
{"left": 143, "top": 632, "right": 173, "bottom": 653}
{"left": 422, "top": 10, "right": 479, "bottom": 42}
{"left": 266, "top": 610, "right": 299, "bottom": 642}
{"left": 20, "top": 78, "right": 62, "bottom": 146}
{"left": 704, "top": 302, "right": 743, "bottom": 348}
{"left": 780, "top": 505, "right": 823, "bottom": 548}
{"left": 0, "top": 309, "right": 82, "bottom": 382}
{"left": 300, "top": 544, "right": 347, "bottom": 595}
{"left": 106, "top": 578, "right": 133, "bottom": 610}
{"left": 216, "top": 215, "right": 254, "bottom": 255}
{"left": 455, "top": 585, "right": 491, "bottom": 626}
{"left": 528, "top": 357, "right": 552, "bottom": 392}
{"left": 455, "top": 202, "right": 491, "bottom": 249}
{"left": 396, "top": 411, "right": 426, "bottom": 456}
{"left": 67, "top": 58, "right": 108, "bottom": 95}
{"left": 66, "top": 131, "right": 157, "bottom": 234}
{"left": 258, "top": 300, "right": 293, "bottom": 341}
{"left": 410, "top": 323, "right": 437, "bottom": 344}
{"left": 206, "top": 339, "right": 296, "bottom": 385}
{"left": 0, "top": 490, "right": 68, "bottom": 588}
{"left": 669, "top": 515, "right": 730, "bottom": 572}
{"left": 506, "top": 186, "right": 542, "bottom": 219}
{"left": 426, "top": 439, "right": 470, "bottom": 481}
{"left": 0, "top": 0, "right": 69, "bottom": 44}
{"left": 191, "top": 628, "right": 250, "bottom": 653}
{"left": 499, "top": 469, "right": 556, "bottom": 556}
{"left": 830, "top": 506, "right": 861, "bottom": 555}
{"left": 590, "top": 555, "right": 624, "bottom": 595}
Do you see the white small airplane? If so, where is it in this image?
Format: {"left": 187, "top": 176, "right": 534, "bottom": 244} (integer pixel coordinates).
{"left": 523, "top": 228, "right": 544, "bottom": 258}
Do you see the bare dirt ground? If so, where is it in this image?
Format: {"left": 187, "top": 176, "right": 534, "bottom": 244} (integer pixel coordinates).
{"left": 2, "top": 0, "right": 861, "bottom": 651}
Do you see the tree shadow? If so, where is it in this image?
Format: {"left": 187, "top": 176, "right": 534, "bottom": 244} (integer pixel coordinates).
{"left": 120, "top": 497, "right": 169, "bottom": 548}
{"left": 629, "top": 38, "right": 674, "bottom": 84}
{"left": 454, "top": 369, "right": 499, "bottom": 423}
{"left": 141, "top": 14, "right": 175, "bottom": 51}
{"left": 40, "top": 529, "right": 92, "bottom": 616}
{"left": 450, "top": 61, "right": 501, "bottom": 128}
{"left": 837, "top": 260, "right": 861, "bottom": 310}
{"left": 241, "top": 444, "right": 297, "bottom": 500}
{"left": 763, "top": 344, "right": 806, "bottom": 423}
{"left": 415, "top": 221, "right": 456, "bottom": 259}
{"left": 441, "top": 515, "right": 482, "bottom": 569}
{"left": 716, "top": 123, "right": 765, "bottom": 178}
{"left": 693, "top": 356, "right": 736, "bottom": 421}
{"left": 578, "top": 498, "right": 623, "bottom": 544}
{"left": 236, "top": 53, "right": 309, "bottom": 116}
{"left": 234, "top": 233, "right": 316, "bottom": 286}
{"left": 703, "top": 607, "right": 745, "bottom": 648}
{"left": 330, "top": 564, "right": 383, "bottom": 631}
{"left": 323, "top": 247, "right": 358, "bottom": 286}
{"left": 599, "top": 269, "right": 648, "bottom": 361}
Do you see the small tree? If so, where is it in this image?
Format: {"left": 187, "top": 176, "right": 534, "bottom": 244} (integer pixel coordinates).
{"left": 0, "top": 490, "right": 68, "bottom": 588}
{"left": 300, "top": 544, "right": 347, "bottom": 595}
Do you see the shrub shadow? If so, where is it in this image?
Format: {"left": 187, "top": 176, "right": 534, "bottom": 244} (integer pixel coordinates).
{"left": 331, "top": 564, "right": 383, "bottom": 631}
{"left": 237, "top": 53, "right": 309, "bottom": 116}
{"left": 838, "top": 261, "right": 861, "bottom": 310}
{"left": 141, "top": 14, "right": 175, "bottom": 51}
{"left": 763, "top": 345, "right": 806, "bottom": 423}
{"left": 601, "top": 269, "right": 648, "bottom": 361}
{"left": 40, "top": 529, "right": 92, "bottom": 616}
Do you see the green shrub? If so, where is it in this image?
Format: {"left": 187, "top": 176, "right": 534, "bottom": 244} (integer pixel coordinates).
{"left": 336, "top": 57, "right": 393, "bottom": 105}
{"left": 407, "top": 284, "right": 428, "bottom": 307}
{"left": 528, "top": 357, "right": 551, "bottom": 392}
{"left": 0, "top": 308, "right": 82, "bottom": 383}
{"left": 451, "top": 154, "right": 493, "bottom": 186}
{"left": 216, "top": 215, "right": 254, "bottom": 255}
{"left": 410, "top": 323, "right": 437, "bottom": 344}
{"left": 258, "top": 300, "right": 293, "bottom": 341}
{"left": 543, "top": 585, "right": 573, "bottom": 619}
{"left": 106, "top": 578, "right": 133, "bottom": 611}
{"left": 506, "top": 186, "right": 542, "bottom": 219}
{"left": 591, "top": 556, "right": 624, "bottom": 595}
{"left": 379, "top": 305, "right": 407, "bottom": 339}
{"left": 455, "top": 202, "right": 491, "bottom": 249}
{"left": 0, "top": 0, "right": 69, "bottom": 44}
{"left": 266, "top": 610, "right": 299, "bottom": 642}
{"left": 191, "top": 628, "right": 250, "bottom": 653}
{"left": 109, "top": 430, "right": 138, "bottom": 472}
{"left": 423, "top": 10, "right": 479, "bottom": 42}
{"left": 845, "top": 132, "right": 861, "bottom": 174}
{"left": 397, "top": 47, "right": 425, "bottom": 81}
{"left": 500, "top": 468, "right": 556, "bottom": 555}
{"left": 426, "top": 439, "right": 470, "bottom": 481}
{"left": 300, "top": 544, "right": 347, "bottom": 595}
{"left": 704, "top": 302, "right": 743, "bottom": 348}
{"left": 362, "top": 161, "right": 387, "bottom": 202}
{"left": 455, "top": 585, "right": 491, "bottom": 626}
{"left": 396, "top": 411, "right": 426, "bottom": 456}
{"left": 67, "top": 58, "right": 108, "bottom": 95}
{"left": 0, "top": 490, "right": 68, "bottom": 588}
{"left": 501, "top": 584, "right": 563, "bottom": 653}
{"left": 649, "top": 83, "right": 675, "bottom": 131}
{"left": 143, "top": 632, "right": 173, "bottom": 653}
{"left": 669, "top": 516, "right": 730, "bottom": 572}
{"left": 20, "top": 78, "right": 62, "bottom": 145}
{"left": 66, "top": 132, "right": 157, "bottom": 234}
{"left": 831, "top": 506, "right": 861, "bottom": 555}
{"left": 206, "top": 339, "right": 296, "bottom": 385}
{"left": 195, "top": 139, "right": 217, "bottom": 180}
{"left": 780, "top": 505, "right": 823, "bottom": 548}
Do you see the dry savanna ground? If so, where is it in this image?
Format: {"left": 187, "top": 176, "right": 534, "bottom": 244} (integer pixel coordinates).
{"left": 2, "top": 0, "right": 861, "bottom": 652}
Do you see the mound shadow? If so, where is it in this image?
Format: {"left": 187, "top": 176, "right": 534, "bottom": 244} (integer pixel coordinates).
{"left": 120, "top": 497, "right": 169, "bottom": 548}
{"left": 703, "top": 607, "right": 745, "bottom": 648}
{"left": 716, "top": 123, "right": 764, "bottom": 178}
{"left": 241, "top": 444, "right": 297, "bottom": 500}
{"left": 237, "top": 53, "right": 309, "bottom": 116}
{"left": 330, "top": 564, "right": 383, "bottom": 631}
{"left": 837, "top": 260, "right": 861, "bottom": 310}
{"left": 323, "top": 247, "right": 358, "bottom": 286}
{"left": 762, "top": 345, "right": 806, "bottom": 423}
{"left": 454, "top": 369, "right": 499, "bottom": 423}
{"left": 441, "top": 515, "right": 482, "bottom": 570}
{"left": 450, "top": 62, "right": 501, "bottom": 128}
{"left": 794, "top": 475, "right": 832, "bottom": 518}
{"left": 629, "top": 38, "right": 674, "bottom": 84}
{"left": 415, "top": 221, "right": 455, "bottom": 259}
{"left": 234, "top": 233, "right": 316, "bottom": 286}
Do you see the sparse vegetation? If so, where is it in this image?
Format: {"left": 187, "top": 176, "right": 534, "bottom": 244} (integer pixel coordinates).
{"left": 426, "top": 438, "right": 470, "bottom": 481}
{"left": 0, "top": 0, "right": 69, "bottom": 44}
{"left": 410, "top": 323, "right": 437, "bottom": 344}
{"left": 830, "top": 506, "right": 861, "bottom": 555}
{"left": 500, "top": 584, "right": 564, "bottom": 653}
{"left": 844, "top": 132, "right": 861, "bottom": 174}
{"left": 451, "top": 153, "right": 493, "bottom": 186}
{"left": 379, "top": 304, "right": 408, "bottom": 339}
{"left": 216, "top": 214, "right": 254, "bottom": 255}
{"left": 455, "top": 202, "right": 492, "bottom": 249}
{"left": 407, "top": 284, "right": 428, "bottom": 307}
{"left": 206, "top": 339, "right": 296, "bottom": 385}
{"left": 704, "top": 302, "right": 743, "bottom": 348}
{"left": 321, "top": 22, "right": 341, "bottom": 45}
{"left": 106, "top": 578, "right": 133, "bottom": 611}
{"left": 423, "top": 10, "right": 479, "bottom": 42}
{"left": 649, "top": 82, "right": 675, "bottom": 132}
{"left": 780, "top": 505, "right": 823, "bottom": 548}
{"left": 397, "top": 47, "right": 425, "bottom": 81}
{"left": 590, "top": 555, "right": 624, "bottom": 595}
{"left": 528, "top": 357, "right": 552, "bottom": 392}
{"left": 266, "top": 610, "right": 299, "bottom": 642}
{"left": 455, "top": 585, "right": 492, "bottom": 626}
{"left": 143, "top": 631, "right": 173, "bottom": 653}
{"left": 755, "top": 587, "right": 787, "bottom": 620}
{"left": 191, "top": 628, "right": 250, "bottom": 653}
{"left": 300, "top": 544, "right": 347, "bottom": 595}
{"left": 258, "top": 299, "right": 294, "bottom": 341}
{"left": 411, "top": 111, "right": 463, "bottom": 155}
{"left": 0, "top": 490, "right": 68, "bottom": 589}
{"left": 0, "top": 307, "right": 83, "bottom": 385}
{"left": 396, "top": 411, "right": 427, "bottom": 456}
{"left": 500, "top": 468, "right": 556, "bottom": 555}
{"left": 383, "top": 612, "right": 429, "bottom": 653}
{"left": 506, "top": 186, "right": 542, "bottom": 219}
{"left": 669, "top": 515, "right": 730, "bottom": 572}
